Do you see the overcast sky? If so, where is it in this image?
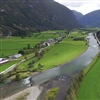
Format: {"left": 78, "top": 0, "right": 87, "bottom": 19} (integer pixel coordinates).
{"left": 54, "top": 0, "right": 100, "bottom": 15}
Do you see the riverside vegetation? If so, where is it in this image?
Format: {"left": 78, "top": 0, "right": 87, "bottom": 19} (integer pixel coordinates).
{"left": 65, "top": 52, "right": 100, "bottom": 100}
{"left": 77, "top": 53, "right": 100, "bottom": 100}
{"left": 44, "top": 29, "right": 100, "bottom": 100}
{"left": 45, "top": 87, "right": 59, "bottom": 100}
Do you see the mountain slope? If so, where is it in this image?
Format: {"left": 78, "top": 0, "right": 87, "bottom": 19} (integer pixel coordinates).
{"left": 79, "top": 10, "right": 100, "bottom": 27}
{"left": 72, "top": 10, "right": 83, "bottom": 20}
{"left": 0, "top": 0, "right": 81, "bottom": 36}
{"left": 97, "top": 31, "right": 100, "bottom": 41}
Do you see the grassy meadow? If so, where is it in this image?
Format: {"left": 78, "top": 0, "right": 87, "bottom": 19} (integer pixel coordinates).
{"left": 45, "top": 87, "right": 59, "bottom": 100}
{"left": 0, "top": 30, "right": 88, "bottom": 74}
{"left": 0, "top": 60, "right": 19, "bottom": 72}
{"left": 17, "top": 30, "right": 88, "bottom": 71}
{"left": 0, "top": 30, "right": 60, "bottom": 72}
{"left": 33, "top": 38, "right": 87, "bottom": 70}
{"left": 77, "top": 56, "right": 100, "bottom": 99}
{"left": 0, "top": 30, "right": 60, "bottom": 57}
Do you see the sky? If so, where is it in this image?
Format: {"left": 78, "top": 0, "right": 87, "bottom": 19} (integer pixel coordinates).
{"left": 54, "top": 0, "right": 100, "bottom": 15}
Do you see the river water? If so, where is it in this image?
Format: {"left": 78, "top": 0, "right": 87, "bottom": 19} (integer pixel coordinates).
{"left": 0, "top": 33, "right": 99, "bottom": 98}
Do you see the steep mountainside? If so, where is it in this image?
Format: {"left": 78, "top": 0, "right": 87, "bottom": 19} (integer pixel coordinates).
{"left": 79, "top": 10, "right": 100, "bottom": 27}
{"left": 72, "top": 10, "right": 83, "bottom": 20}
{"left": 0, "top": 0, "right": 81, "bottom": 36}
{"left": 97, "top": 31, "right": 100, "bottom": 41}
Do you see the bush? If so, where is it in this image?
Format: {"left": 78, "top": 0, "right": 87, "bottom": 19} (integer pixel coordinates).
{"left": 45, "top": 87, "right": 59, "bottom": 100}
{"left": 66, "top": 70, "right": 84, "bottom": 100}
{"left": 0, "top": 74, "right": 6, "bottom": 82}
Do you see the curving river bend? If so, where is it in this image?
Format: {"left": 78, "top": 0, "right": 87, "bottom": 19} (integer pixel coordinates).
{"left": 0, "top": 33, "right": 99, "bottom": 99}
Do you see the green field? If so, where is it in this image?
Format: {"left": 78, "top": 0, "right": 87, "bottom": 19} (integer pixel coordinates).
{"left": 0, "top": 30, "right": 88, "bottom": 74}
{"left": 0, "top": 30, "right": 60, "bottom": 57}
{"left": 45, "top": 87, "right": 59, "bottom": 100}
{"left": 33, "top": 38, "right": 87, "bottom": 70}
{"left": 16, "top": 30, "right": 87, "bottom": 71}
{"left": 0, "top": 60, "right": 19, "bottom": 72}
{"left": 77, "top": 57, "right": 100, "bottom": 99}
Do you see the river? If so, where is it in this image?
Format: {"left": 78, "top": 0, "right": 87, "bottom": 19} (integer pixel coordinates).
{"left": 0, "top": 33, "right": 99, "bottom": 99}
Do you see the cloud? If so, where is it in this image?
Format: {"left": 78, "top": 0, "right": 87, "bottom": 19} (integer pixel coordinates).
{"left": 97, "top": 4, "right": 100, "bottom": 7}
{"left": 54, "top": 0, "right": 100, "bottom": 14}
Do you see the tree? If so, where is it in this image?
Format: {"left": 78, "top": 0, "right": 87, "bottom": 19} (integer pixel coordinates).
{"left": 28, "top": 62, "right": 34, "bottom": 68}
{"left": 16, "top": 73, "right": 20, "bottom": 81}
{"left": 38, "top": 63, "right": 43, "bottom": 69}
{"left": 0, "top": 74, "right": 5, "bottom": 82}
{"left": 27, "top": 44, "right": 30, "bottom": 49}
{"left": 14, "top": 67, "right": 18, "bottom": 72}
{"left": 1, "top": 54, "right": 4, "bottom": 58}
{"left": 18, "top": 50, "right": 24, "bottom": 55}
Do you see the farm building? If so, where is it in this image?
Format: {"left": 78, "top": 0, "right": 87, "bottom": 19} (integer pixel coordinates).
{"left": 0, "top": 58, "right": 9, "bottom": 64}
{"left": 9, "top": 54, "right": 22, "bottom": 59}
{"left": 39, "top": 41, "right": 50, "bottom": 48}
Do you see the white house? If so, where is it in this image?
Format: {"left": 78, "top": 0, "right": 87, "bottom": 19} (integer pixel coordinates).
{"left": 0, "top": 58, "right": 9, "bottom": 64}
{"left": 9, "top": 54, "right": 22, "bottom": 59}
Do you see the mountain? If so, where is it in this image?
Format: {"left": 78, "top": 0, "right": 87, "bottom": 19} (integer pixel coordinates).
{"left": 79, "top": 10, "right": 100, "bottom": 27}
{"left": 97, "top": 31, "right": 100, "bottom": 41}
{"left": 0, "top": 0, "right": 81, "bottom": 36}
{"left": 72, "top": 10, "right": 83, "bottom": 20}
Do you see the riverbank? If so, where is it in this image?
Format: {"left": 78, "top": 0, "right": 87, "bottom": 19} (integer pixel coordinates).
{"left": 2, "top": 85, "right": 42, "bottom": 100}
{"left": 37, "top": 75, "right": 72, "bottom": 100}
{"left": 0, "top": 33, "right": 99, "bottom": 100}
{"left": 77, "top": 53, "right": 100, "bottom": 99}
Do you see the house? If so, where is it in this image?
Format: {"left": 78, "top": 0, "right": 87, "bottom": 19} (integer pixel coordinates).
{"left": 48, "top": 39, "right": 55, "bottom": 44}
{"left": 39, "top": 41, "right": 50, "bottom": 48}
{"left": 0, "top": 58, "right": 9, "bottom": 64}
{"left": 9, "top": 54, "right": 22, "bottom": 59}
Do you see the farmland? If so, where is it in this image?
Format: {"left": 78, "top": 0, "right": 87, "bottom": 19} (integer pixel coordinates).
{"left": 0, "top": 30, "right": 60, "bottom": 72}
{"left": 33, "top": 38, "right": 87, "bottom": 70}
{"left": 0, "top": 30, "right": 88, "bottom": 75}
{"left": 0, "top": 30, "right": 60, "bottom": 57}
{"left": 18, "top": 30, "right": 87, "bottom": 71}
{"left": 77, "top": 56, "right": 100, "bottom": 99}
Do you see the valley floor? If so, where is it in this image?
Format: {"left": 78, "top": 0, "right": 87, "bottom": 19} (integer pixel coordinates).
{"left": 77, "top": 56, "right": 100, "bottom": 99}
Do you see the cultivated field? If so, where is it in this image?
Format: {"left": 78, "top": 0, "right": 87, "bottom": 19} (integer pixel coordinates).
{"left": 0, "top": 30, "right": 88, "bottom": 74}
{"left": 0, "top": 30, "right": 60, "bottom": 57}
{"left": 18, "top": 30, "right": 87, "bottom": 71}
{"left": 78, "top": 57, "right": 100, "bottom": 99}
{"left": 0, "top": 30, "right": 60, "bottom": 72}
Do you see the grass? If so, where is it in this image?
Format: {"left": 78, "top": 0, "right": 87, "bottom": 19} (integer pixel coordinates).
{"left": 70, "top": 30, "right": 87, "bottom": 38}
{"left": 45, "top": 87, "right": 59, "bottom": 100}
{"left": 17, "top": 30, "right": 87, "bottom": 71}
{"left": 18, "top": 57, "right": 37, "bottom": 70}
{"left": 84, "top": 54, "right": 99, "bottom": 74}
{"left": 0, "top": 30, "right": 88, "bottom": 75}
{"left": 77, "top": 56, "right": 100, "bottom": 100}
{"left": 34, "top": 38, "right": 87, "bottom": 70}
{"left": 0, "top": 60, "right": 19, "bottom": 72}
{"left": 0, "top": 30, "right": 60, "bottom": 72}
{"left": 0, "top": 30, "right": 60, "bottom": 57}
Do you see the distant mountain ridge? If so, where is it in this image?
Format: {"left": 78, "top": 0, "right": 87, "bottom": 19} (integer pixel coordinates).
{"left": 79, "top": 10, "right": 100, "bottom": 27}
{"left": 0, "top": 0, "right": 81, "bottom": 36}
{"left": 72, "top": 10, "right": 83, "bottom": 20}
